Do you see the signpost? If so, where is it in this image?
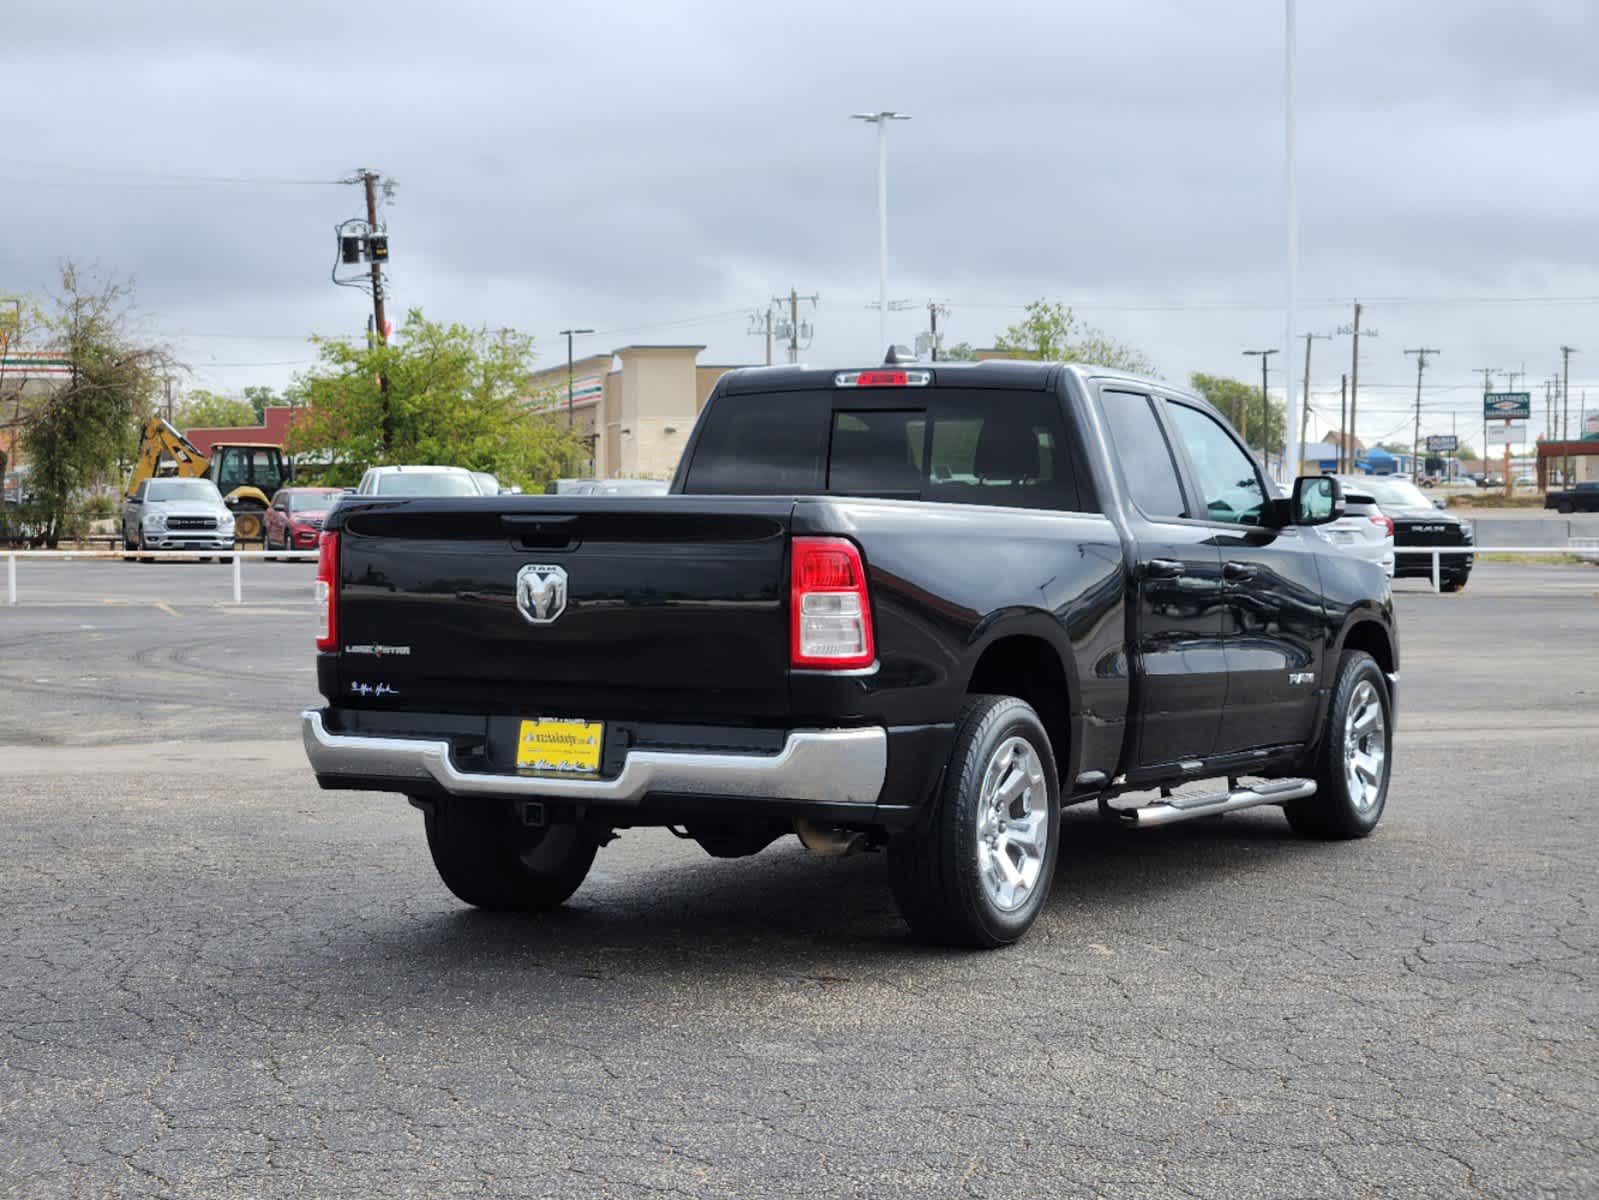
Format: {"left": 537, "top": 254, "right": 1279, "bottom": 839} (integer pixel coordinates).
{"left": 1425, "top": 434, "right": 1458, "bottom": 453}
{"left": 1484, "top": 392, "right": 1531, "bottom": 496}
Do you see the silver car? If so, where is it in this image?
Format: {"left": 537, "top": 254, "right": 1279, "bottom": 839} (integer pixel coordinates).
{"left": 1315, "top": 482, "right": 1394, "bottom": 577}
{"left": 122, "top": 478, "right": 236, "bottom": 558}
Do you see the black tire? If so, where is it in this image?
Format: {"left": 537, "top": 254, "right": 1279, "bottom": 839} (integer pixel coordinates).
{"left": 1285, "top": 651, "right": 1392, "bottom": 839}
{"left": 1440, "top": 577, "right": 1466, "bottom": 593}
{"left": 422, "top": 799, "right": 598, "bottom": 912}
{"left": 1557, "top": 502, "right": 1574, "bottom": 515}
{"left": 888, "top": 694, "right": 1061, "bottom": 948}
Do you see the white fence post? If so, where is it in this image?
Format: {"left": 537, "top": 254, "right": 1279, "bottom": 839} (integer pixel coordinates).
{"left": 1431, "top": 550, "right": 1440, "bottom": 593}
{"left": 232, "top": 553, "right": 243, "bottom": 604}
{"left": 6, "top": 553, "right": 14, "bottom": 605}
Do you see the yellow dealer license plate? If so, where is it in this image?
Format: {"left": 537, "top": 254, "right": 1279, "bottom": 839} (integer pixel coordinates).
{"left": 516, "top": 718, "right": 604, "bottom": 774}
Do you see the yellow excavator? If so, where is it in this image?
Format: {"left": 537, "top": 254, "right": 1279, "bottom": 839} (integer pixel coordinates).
{"left": 126, "top": 416, "right": 291, "bottom": 543}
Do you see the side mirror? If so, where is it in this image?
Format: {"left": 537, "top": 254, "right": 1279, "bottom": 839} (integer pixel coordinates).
{"left": 1291, "top": 475, "right": 1343, "bottom": 526}
{"left": 1433, "top": 498, "right": 1446, "bottom": 510}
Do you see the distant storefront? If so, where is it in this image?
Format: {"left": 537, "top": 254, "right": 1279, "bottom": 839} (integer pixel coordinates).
{"left": 524, "top": 345, "right": 749, "bottom": 479}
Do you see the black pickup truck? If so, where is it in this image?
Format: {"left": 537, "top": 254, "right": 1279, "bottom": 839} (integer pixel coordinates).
{"left": 1545, "top": 481, "right": 1599, "bottom": 513}
{"left": 304, "top": 361, "right": 1399, "bottom": 947}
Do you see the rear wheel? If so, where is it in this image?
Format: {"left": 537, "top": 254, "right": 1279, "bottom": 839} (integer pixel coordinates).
{"left": 422, "top": 798, "right": 598, "bottom": 912}
{"left": 1440, "top": 576, "right": 1466, "bottom": 593}
{"left": 888, "top": 695, "right": 1060, "bottom": 948}
{"left": 1285, "top": 651, "right": 1392, "bottom": 839}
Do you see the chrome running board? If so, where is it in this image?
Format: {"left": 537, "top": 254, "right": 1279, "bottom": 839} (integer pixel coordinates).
{"left": 1118, "top": 778, "right": 1316, "bottom": 828}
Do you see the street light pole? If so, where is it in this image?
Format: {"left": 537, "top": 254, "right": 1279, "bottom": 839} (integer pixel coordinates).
{"left": 559, "top": 328, "right": 593, "bottom": 428}
{"left": 1242, "top": 348, "right": 1279, "bottom": 459}
{"left": 1282, "top": 0, "right": 1300, "bottom": 487}
{"left": 852, "top": 111, "right": 910, "bottom": 355}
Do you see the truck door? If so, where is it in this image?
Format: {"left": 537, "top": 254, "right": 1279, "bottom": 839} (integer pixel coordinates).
{"left": 1098, "top": 389, "right": 1228, "bottom": 768}
{"left": 1160, "top": 398, "right": 1324, "bottom": 754}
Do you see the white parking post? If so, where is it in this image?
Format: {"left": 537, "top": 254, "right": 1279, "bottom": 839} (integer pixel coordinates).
{"left": 1431, "top": 550, "right": 1440, "bottom": 593}
{"left": 232, "top": 553, "right": 243, "bottom": 605}
{"left": 6, "top": 553, "right": 15, "bottom": 605}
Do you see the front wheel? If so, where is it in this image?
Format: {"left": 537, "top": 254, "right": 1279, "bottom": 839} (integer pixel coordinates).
{"left": 888, "top": 695, "right": 1060, "bottom": 948}
{"left": 422, "top": 798, "right": 598, "bottom": 912}
{"left": 1285, "top": 651, "right": 1392, "bottom": 839}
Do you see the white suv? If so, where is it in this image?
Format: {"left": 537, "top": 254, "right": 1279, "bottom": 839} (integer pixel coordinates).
{"left": 1315, "top": 484, "right": 1395, "bottom": 577}
{"left": 354, "top": 465, "right": 482, "bottom": 498}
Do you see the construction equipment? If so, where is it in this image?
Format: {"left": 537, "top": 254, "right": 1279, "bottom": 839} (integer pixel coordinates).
{"left": 125, "top": 416, "right": 291, "bottom": 544}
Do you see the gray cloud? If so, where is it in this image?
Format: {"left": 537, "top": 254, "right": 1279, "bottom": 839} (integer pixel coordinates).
{"left": 3, "top": 0, "right": 1597, "bottom": 444}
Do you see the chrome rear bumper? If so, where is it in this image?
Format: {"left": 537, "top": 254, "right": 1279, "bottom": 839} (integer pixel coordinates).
{"left": 301, "top": 710, "right": 887, "bottom": 806}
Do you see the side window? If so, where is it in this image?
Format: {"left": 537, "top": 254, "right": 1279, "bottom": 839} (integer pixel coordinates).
{"left": 1165, "top": 402, "right": 1266, "bottom": 526}
{"left": 1099, "top": 391, "right": 1186, "bottom": 518}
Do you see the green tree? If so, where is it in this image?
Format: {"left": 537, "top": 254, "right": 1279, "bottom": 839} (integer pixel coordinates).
{"left": 18, "top": 263, "right": 169, "bottom": 545}
{"left": 241, "top": 385, "right": 282, "bottom": 423}
{"left": 1189, "top": 372, "right": 1286, "bottom": 454}
{"left": 940, "top": 341, "right": 977, "bottom": 361}
{"left": 992, "top": 299, "right": 1158, "bottom": 376}
{"left": 176, "top": 389, "right": 254, "bottom": 429}
{"left": 285, "top": 310, "right": 590, "bottom": 490}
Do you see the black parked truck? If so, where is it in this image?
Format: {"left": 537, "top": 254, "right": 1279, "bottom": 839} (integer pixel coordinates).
{"left": 1545, "top": 481, "right": 1599, "bottom": 514}
{"left": 303, "top": 361, "right": 1399, "bottom": 947}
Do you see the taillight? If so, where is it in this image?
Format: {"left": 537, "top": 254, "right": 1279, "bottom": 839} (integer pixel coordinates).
{"left": 790, "top": 536, "right": 875, "bottom": 670}
{"left": 1370, "top": 514, "right": 1395, "bottom": 537}
{"left": 315, "top": 531, "right": 339, "bottom": 652}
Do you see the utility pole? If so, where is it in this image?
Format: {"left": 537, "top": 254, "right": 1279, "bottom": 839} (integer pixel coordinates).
{"left": 1560, "top": 345, "right": 1577, "bottom": 487}
{"left": 771, "top": 289, "right": 818, "bottom": 364}
{"left": 1298, "top": 331, "right": 1331, "bottom": 470}
{"left": 746, "top": 308, "right": 773, "bottom": 366}
{"left": 1404, "top": 347, "right": 1440, "bottom": 482}
{"left": 1338, "top": 374, "right": 1348, "bottom": 472}
{"left": 559, "top": 328, "right": 594, "bottom": 428}
{"left": 1241, "top": 348, "right": 1278, "bottom": 458}
{"left": 1336, "top": 302, "right": 1375, "bottom": 475}
{"left": 1474, "top": 367, "right": 1497, "bottom": 479}
{"left": 927, "top": 300, "right": 948, "bottom": 361}
{"left": 361, "top": 172, "right": 387, "bottom": 348}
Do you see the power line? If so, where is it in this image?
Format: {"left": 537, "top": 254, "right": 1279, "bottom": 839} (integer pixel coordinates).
{"left": 0, "top": 156, "right": 345, "bottom": 187}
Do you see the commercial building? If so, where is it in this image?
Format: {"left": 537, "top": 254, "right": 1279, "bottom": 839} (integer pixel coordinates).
{"left": 524, "top": 345, "right": 748, "bottom": 479}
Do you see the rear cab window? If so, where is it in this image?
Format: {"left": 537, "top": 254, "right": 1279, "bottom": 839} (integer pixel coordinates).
{"left": 683, "top": 386, "right": 1089, "bottom": 512}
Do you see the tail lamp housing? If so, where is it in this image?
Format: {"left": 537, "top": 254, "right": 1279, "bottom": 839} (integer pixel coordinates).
{"left": 315, "top": 531, "right": 339, "bottom": 651}
{"left": 790, "top": 536, "right": 875, "bottom": 670}
{"left": 1370, "top": 514, "right": 1395, "bottom": 537}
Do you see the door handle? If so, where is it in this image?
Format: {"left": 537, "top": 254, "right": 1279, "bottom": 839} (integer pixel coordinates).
{"left": 1144, "top": 558, "right": 1185, "bottom": 579}
{"left": 1223, "top": 561, "right": 1258, "bottom": 582}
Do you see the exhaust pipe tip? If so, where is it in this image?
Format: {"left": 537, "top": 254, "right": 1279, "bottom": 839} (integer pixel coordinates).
{"left": 794, "top": 819, "right": 866, "bottom": 858}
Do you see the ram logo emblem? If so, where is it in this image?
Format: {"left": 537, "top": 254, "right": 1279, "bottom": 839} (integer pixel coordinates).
{"left": 516, "top": 564, "right": 569, "bottom": 625}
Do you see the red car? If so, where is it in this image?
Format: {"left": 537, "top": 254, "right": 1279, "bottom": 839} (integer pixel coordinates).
{"left": 264, "top": 487, "right": 344, "bottom": 551}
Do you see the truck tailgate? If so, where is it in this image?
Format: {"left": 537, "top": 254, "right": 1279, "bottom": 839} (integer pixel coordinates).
{"left": 331, "top": 497, "right": 795, "bottom": 722}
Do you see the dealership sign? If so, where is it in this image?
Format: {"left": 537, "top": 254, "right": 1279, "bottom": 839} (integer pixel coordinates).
{"left": 1483, "top": 391, "right": 1531, "bottom": 420}
{"left": 1425, "top": 434, "right": 1458, "bottom": 452}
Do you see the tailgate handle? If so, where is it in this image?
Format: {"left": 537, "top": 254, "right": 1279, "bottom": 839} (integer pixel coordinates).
{"left": 499, "top": 513, "right": 580, "bottom": 550}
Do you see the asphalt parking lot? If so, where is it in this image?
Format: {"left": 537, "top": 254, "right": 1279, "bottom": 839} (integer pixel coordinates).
{"left": 3, "top": 561, "right": 1597, "bottom": 1198}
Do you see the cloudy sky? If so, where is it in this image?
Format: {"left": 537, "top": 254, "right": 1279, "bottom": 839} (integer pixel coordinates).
{"left": 4, "top": 0, "right": 1596, "bottom": 448}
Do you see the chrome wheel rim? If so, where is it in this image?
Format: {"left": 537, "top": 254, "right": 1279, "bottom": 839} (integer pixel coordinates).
{"left": 975, "top": 736, "right": 1049, "bottom": 912}
{"left": 1343, "top": 680, "right": 1387, "bottom": 813}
